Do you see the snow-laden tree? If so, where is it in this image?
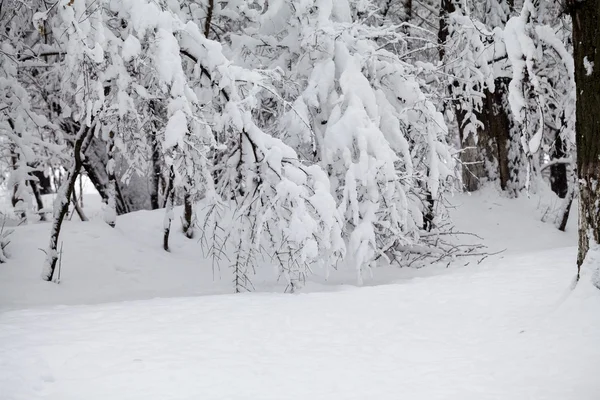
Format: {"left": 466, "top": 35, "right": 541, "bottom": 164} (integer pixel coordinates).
{"left": 501, "top": 0, "right": 575, "bottom": 194}
{"left": 438, "top": 0, "right": 527, "bottom": 195}
{"left": 7, "top": 0, "right": 346, "bottom": 290}
{"left": 227, "top": 0, "right": 457, "bottom": 280}
{"left": 4, "top": 0, "right": 580, "bottom": 290}
{"left": 437, "top": 0, "right": 575, "bottom": 202}
{"left": 0, "top": 2, "right": 57, "bottom": 223}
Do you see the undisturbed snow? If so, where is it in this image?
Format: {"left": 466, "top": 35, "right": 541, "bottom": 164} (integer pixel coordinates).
{"left": 1, "top": 187, "right": 599, "bottom": 399}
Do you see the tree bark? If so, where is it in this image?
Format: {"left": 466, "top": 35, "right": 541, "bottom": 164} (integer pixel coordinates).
{"left": 71, "top": 191, "right": 89, "bottom": 222}
{"left": 571, "top": 0, "right": 600, "bottom": 273}
{"left": 104, "top": 131, "right": 117, "bottom": 227}
{"left": 204, "top": 0, "right": 214, "bottom": 37}
{"left": 163, "top": 166, "right": 176, "bottom": 252}
{"left": 550, "top": 122, "right": 569, "bottom": 198}
{"left": 148, "top": 102, "right": 163, "bottom": 210}
{"left": 9, "top": 135, "right": 26, "bottom": 221}
{"left": 30, "top": 178, "right": 46, "bottom": 222}
{"left": 182, "top": 187, "right": 195, "bottom": 239}
{"left": 42, "top": 124, "right": 91, "bottom": 281}
{"left": 481, "top": 79, "right": 514, "bottom": 193}
{"left": 81, "top": 135, "right": 129, "bottom": 215}
{"left": 404, "top": 0, "right": 412, "bottom": 21}
{"left": 31, "top": 169, "right": 53, "bottom": 195}
{"left": 557, "top": 174, "right": 575, "bottom": 232}
{"left": 438, "top": 0, "right": 456, "bottom": 61}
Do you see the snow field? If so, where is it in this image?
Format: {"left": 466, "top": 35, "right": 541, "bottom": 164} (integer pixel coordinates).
{"left": 0, "top": 189, "right": 599, "bottom": 399}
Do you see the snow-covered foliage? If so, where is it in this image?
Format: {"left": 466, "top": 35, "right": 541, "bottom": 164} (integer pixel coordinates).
{"left": 436, "top": 0, "right": 575, "bottom": 195}
{"left": 1, "top": 0, "right": 579, "bottom": 290}
{"left": 227, "top": 0, "right": 456, "bottom": 280}
{"left": 501, "top": 0, "right": 575, "bottom": 190}
{"left": 0, "top": 3, "right": 56, "bottom": 221}
{"left": 442, "top": 7, "right": 498, "bottom": 137}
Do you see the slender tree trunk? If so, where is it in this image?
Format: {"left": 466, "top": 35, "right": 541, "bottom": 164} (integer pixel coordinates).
{"left": 79, "top": 172, "right": 84, "bottom": 208}
{"left": 204, "top": 0, "right": 214, "bottom": 37}
{"left": 149, "top": 127, "right": 162, "bottom": 210}
{"left": 182, "top": 187, "right": 195, "bottom": 239}
{"left": 571, "top": 1, "right": 600, "bottom": 274}
{"left": 42, "top": 124, "right": 91, "bottom": 281}
{"left": 104, "top": 131, "right": 117, "bottom": 227}
{"left": 163, "top": 166, "right": 176, "bottom": 252}
{"left": 71, "top": 191, "right": 88, "bottom": 222}
{"left": 9, "top": 141, "right": 27, "bottom": 221}
{"left": 438, "top": 0, "right": 455, "bottom": 61}
{"left": 550, "top": 122, "right": 569, "bottom": 198}
{"left": 30, "top": 178, "right": 46, "bottom": 222}
{"left": 404, "top": 0, "right": 413, "bottom": 21}
{"left": 557, "top": 168, "right": 576, "bottom": 232}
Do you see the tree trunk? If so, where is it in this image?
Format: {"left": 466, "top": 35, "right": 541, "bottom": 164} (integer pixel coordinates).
{"left": 31, "top": 169, "right": 53, "bottom": 195}
{"left": 82, "top": 135, "right": 129, "bottom": 215}
{"left": 550, "top": 123, "right": 569, "bottom": 198}
{"left": 104, "top": 131, "right": 117, "bottom": 227}
{"left": 163, "top": 166, "right": 176, "bottom": 252}
{"left": 438, "top": 0, "right": 455, "bottom": 61}
{"left": 182, "top": 187, "right": 195, "bottom": 239}
{"left": 571, "top": 1, "right": 600, "bottom": 273}
{"left": 404, "top": 0, "right": 412, "bottom": 21}
{"left": 204, "top": 0, "right": 214, "bottom": 37}
{"left": 457, "top": 117, "right": 484, "bottom": 191}
{"left": 71, "top": 191, "right": 89, "bottom": 222}
{"left": 9, "top": 142, "right": 27, "bottom": 221}
{"left": 481, "top": 80, "right": 513, "bottom": 192}
{"left": 30, "top": 178, "right": 46, "bottom": 222}
{"left": 149, "top": 126, "right": 162, "bottom": 210}
{"left": 42, "top": 124, "right": 91, "bottom": 281}
{"left": 557, "top": 173, "right": 576, "bottom": 232}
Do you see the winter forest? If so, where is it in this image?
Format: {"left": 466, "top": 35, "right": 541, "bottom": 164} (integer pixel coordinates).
{"left": 1, "top": 0, "right": 599, "bottom": 398}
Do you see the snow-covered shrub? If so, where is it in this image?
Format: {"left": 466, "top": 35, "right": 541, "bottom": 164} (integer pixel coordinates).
{"left": 228, "top": 0, "right": 457, "bottom": 280}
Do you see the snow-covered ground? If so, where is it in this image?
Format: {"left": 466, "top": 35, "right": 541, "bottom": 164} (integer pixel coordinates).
{"left": 1, "top": 187, "right": 599, "bottom": 399}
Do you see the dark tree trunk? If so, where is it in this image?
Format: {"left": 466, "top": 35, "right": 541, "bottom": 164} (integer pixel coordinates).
{"left": 30, "top": 178, "right": 46, "bottom": 222}
{"left": 438, "top": 0, "right": 456, "bottom": 61}
{"left": 104, "top": 131, "right": 117, "bottom": 228}
{"left": 31, "top": 169, "right": 53, "bottom": 195}
{"left": 204, "top": 0, "right": 214, "bottom": 37}
{"left": 42, "top": 124, "right": 91, "bottom": 281}
{"left": 481, "top": 79, "right": 513, "bottom": 193}
{"left": 557, "top": 176, "right": 575, "bottom": 232}
{"left": 404, "top": 0, "right": 412, "bottom": 20}
{"left": 550, "top": 123, "right": 569, "bottom": 198}
{"left": 149, "top": 127, "right": 162, "bottom": 210}
{"left": 163, "top": 166, "right": 176, "bottom": 252}
{"left": 81, "top": 135, "right": 129, "bottom": 215}
{"left": 71, "top": 191, "right": 88, "bottom": 222}
{"left": 182, "top": 188, "right": 195, "bottom": 239}
{"left": 571, "top": 1, "right": 600, "bottom": 273}
{"left": 148, "top": 100, "right": 163, "bottom": 210}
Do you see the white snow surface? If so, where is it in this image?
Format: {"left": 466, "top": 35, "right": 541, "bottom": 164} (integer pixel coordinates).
{"left": 584, "top": 56, "right": 594, "bottom": 77}
{"left": 1, "top": 187, "right": 599, "bottom": 399}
